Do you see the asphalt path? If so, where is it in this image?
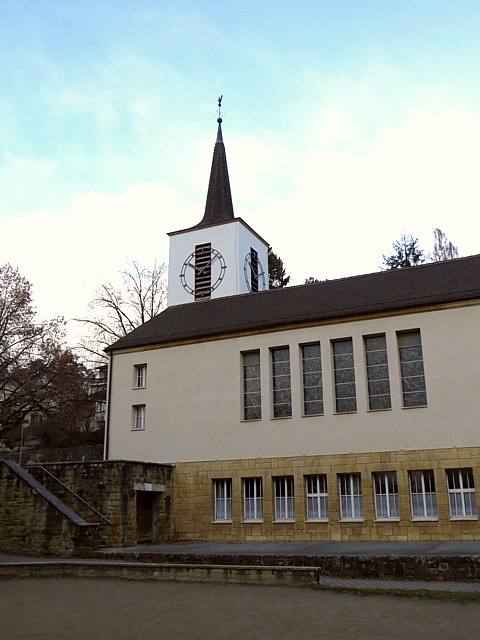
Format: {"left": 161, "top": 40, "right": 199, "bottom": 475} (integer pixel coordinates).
{"left": 1, "top": 578, "right": 479, "bottom": 640}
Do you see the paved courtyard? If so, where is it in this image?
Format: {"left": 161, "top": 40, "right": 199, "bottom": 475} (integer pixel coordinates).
{"left": 1, "top": 578, "right": 479, "bottom": 640}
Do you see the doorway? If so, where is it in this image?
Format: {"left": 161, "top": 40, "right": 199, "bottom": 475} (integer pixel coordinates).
{"left": 136, "top": 491, "right": 154, "bottom": 543}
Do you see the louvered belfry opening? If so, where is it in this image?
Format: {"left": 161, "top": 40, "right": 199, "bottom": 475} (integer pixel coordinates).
{"left": 194, "top": 243, "right": 212, "bottom": 299}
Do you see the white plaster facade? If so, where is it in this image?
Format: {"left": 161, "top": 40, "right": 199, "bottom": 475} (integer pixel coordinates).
{"left": 167, "top": 218, "right": 269, "bottom": 307}
{"left": 106, "top": 303, "right": 480, "bottom": 464}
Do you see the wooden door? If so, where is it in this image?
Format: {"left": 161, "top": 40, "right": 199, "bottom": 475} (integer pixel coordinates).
{"left": 136, "top": 491, "right": 154, "bottom": 543}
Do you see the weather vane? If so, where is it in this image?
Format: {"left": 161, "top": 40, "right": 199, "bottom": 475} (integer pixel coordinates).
{"left": 217, "top": 95, "right": 223, "bottom": 123}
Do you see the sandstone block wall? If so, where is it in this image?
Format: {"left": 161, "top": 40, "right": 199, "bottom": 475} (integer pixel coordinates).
{"left": 0, "top": 463, "right": 99, "bottom": 556}
{"left": 173, "top": 446, "right": 480, "bottom": 542}
{"left": 0, "top": 460, "right": 175, "bottom": 555}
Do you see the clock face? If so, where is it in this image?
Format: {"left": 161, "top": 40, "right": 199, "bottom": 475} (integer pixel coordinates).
{"left": 244, "top": 250, "right": 266, "bottom": 292}
{"left": 180, "top": 244, "right": 226, "bottom": 299}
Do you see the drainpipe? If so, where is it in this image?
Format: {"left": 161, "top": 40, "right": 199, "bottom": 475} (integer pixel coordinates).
{"left": 104, "top": 353, "right": 113, "bottom": 460}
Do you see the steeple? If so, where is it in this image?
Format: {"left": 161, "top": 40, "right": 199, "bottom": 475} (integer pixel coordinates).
{"left": 197, "top": 96, "right": 234, "bottom": 227}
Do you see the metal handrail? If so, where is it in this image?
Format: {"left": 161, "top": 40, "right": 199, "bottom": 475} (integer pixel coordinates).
{"left": 29, "top": 464, "right": 113, "bottom": 526}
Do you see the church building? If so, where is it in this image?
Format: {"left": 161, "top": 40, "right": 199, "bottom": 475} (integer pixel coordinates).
{"left": 105, "top": 108, "right": 480, "bottom": 543}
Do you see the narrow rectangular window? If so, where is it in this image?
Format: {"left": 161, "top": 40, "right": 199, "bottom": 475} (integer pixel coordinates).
{"left": 339, "top": 473, "right": 363, "bottom": 519}
{"left": 409, "top": 470, "right": 437, "bottom": 518}
{"left": 333, "top": 339, "right": 357, "bottom": 413}
{"left": 244, "top": 477, "right": 263, "bottom": 521}
{"left": 271, "top": 347, "right": 292, "bottom": 418}
{"left": 398, "top": 330, "right": 427, "bottom": 407}
{"left": 301, "top": 343, "right": 323, "bottom": 416}
{"left": 243, "top": 351, "right": 261, "bottom": 420}
{"left": 132, "top": 405, "right": 146, "bottom": 430}
{"left": 274, "top": 476, "right": 295, "bottom": 520}
{"left": 306, "top": 475, "right": 328, "bottom": 520}
{"left": 250, "top": 248, "right": 259, "bottom": 292}
{"left": 195, "top": 242, "right": 212, "bottom": 300}
{"left": 373, "top": 471, "right": 399, "bottom": 519}
{"left": 214, "top": 479, "right": 232, "bottom": 521}
{"left": 134, "top": 364, "right": 147, "bottom": 388}
{"left": 364, "top": 335, "right": 391, "bottom": 410}
{"left": 446, "top": 469, "right": 477, "bottom": 518}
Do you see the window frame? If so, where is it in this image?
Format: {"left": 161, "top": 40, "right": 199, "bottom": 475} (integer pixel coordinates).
{"left": 271, "top": 346, "right": 292, "bottom": 419}
{"left": 397, "top": 329, "right": 427, "bottom": 408}
{"left": 409, "top": 470, "right": 438, "bottom": 519}
{"left": 273, "top": 476, "right": 295, "bottom": 521}
{"left": 243, "top": 477, "right": 263, "bottom": 522}
{"left": 242, "top": 350, "right": 262, "bottom": 421}
{"left": 332, "top": 338, "right": 357, "bottom": 413}
{"left": 364, "top": 334, "right": 392, "bottom": 411}
{"left": 301, "top": 342, "right": 323, "bottom": 416}
{"left": 213, "top": 478, "right": 232, "bottom": 522}
{"left": 305, "top": 474, "right": 328, "bottom": 521}
{"left": 446, "top": 468, "right": 478, "bottom": 519}
{"left": 132, "top": 404, "right": 146, "bottom": 431}
{"left": 134, "top": 364, "right": 147, "bottom": 389}
{"left": 339, "top": 473, "right": 363, "bottom": 520}
{"left": 373, "top": 471, "right": 399, "bottom": 520}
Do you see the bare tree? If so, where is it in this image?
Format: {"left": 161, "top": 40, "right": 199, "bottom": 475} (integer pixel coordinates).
{"left": 431, "top": 228, "right": 459, "bottom": 262}
{"left": 76, "top": 259, "right": 167, "bottom": 364}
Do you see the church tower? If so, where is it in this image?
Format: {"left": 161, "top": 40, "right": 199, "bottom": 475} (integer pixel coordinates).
{"left": 167, "top": 99, "right": 269, "bottom": 307}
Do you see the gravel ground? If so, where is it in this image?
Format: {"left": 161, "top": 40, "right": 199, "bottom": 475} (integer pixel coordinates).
{"left": 1, "top": 578, "right": 480, "bottom": 640}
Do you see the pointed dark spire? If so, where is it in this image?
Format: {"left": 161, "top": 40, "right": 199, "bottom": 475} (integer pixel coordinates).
{"left": 197, "top": 96, "right": 234, "bottom": 227}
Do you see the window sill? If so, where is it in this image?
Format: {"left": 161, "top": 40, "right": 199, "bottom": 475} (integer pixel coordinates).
{"left": 212, "top": 520, "right": 233, "bottom": 524}
{"left": 401, "top": 405, "right": 428, "bottom": 410}
{"left": 306, "top": 519, "right": 329, "bottom": 523}
{"left": 242, "top": 519, "right": 264, "bottom": 524}
{"left": 241, "top": 418, "right": 262, "bottom": 423}
{"left": 333, "top": 411, "right": 357, "bottom": 416}
{"left": 374, "top": 518, "right": 400, "bottom": 523}
{"left": 339, "top": 518, "right": 364, "bottom": 523}
{"left": 273, "top": 519, "right": 295, "bottom": 524}
{"left": 270, "top": 416, "right": 293, "bottom": 420}
{"left": 131, "top": 428, "right": 145, "bottom": 432}
{"left": 301, "top": 413, "right": 324, "bottom": 418}
{"left": 132, "top": 386, "right": 146, "bottom": 390}
{"left": 450, "top": 516, "right": 478, "bottom": 521}
{"left": 366, "top": 408, "right": 392, "bottom": 413}
{"left": 411, "top": 517, "right": 438, "bottom": 522}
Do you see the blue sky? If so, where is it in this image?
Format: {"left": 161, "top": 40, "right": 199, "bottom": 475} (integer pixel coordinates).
{"left": 2, "top": 1, "right": 480, "bottom": 343}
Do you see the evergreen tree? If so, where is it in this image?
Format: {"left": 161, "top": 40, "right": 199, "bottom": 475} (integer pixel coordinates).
{"left": 382, "top": 234, "right": 425, "bottom": 270}
{"left": 268, "top": 248, "right": 290, "bottom": 289}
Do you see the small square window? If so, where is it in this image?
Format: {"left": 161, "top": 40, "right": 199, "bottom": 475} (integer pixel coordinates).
{"left": 339, "top": 473, "right": 363, "bottom": 519}
{"left": 132, "top": 405, "right": 146, "bottom": 430}
{"left": 446, "top": 468, "right": 477, "bottom": 518}
{"left": 305, "top": 475, "right": 328, "bottom": 520}
{"left": 214, "top": 479, "right": 232, "bottom": 521}
{"left": 273, "top": 476, "right": 295, "bottom": 520}
{"left": 373, "top": 471, "right": 399, "bottom": 519}
{"left": 409, "top": 470, "right": 437, "bottom": 518}
{"left": 134, "top": 364, "right": 147, "bottom": 388}
{"left": 243, "top": 477, "right": 263, "bottom": 521}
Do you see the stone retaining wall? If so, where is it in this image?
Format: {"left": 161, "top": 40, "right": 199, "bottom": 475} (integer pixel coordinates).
{"left": 0, "top": 463, "right": 99, "bottom": 556}
{"left": 0, "top": 460, "right": 175, "bottom": 555}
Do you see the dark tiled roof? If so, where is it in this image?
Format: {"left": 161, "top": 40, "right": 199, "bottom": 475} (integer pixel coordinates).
{"left": 196, "top": 121, "right": 235, "bottom": 227}
{"left": 106, "top": 255, "right": 480, "bottom": 352}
